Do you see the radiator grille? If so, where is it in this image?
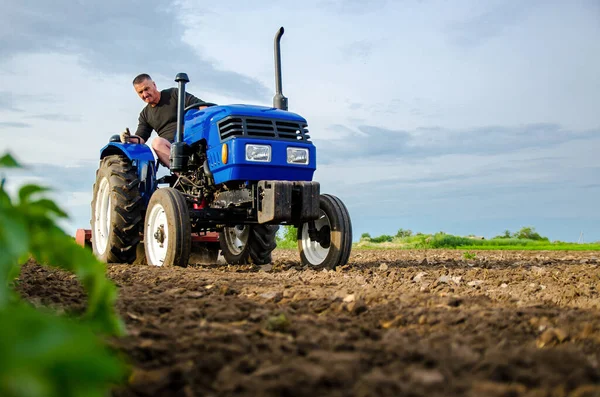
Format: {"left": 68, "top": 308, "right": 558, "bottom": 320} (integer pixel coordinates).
{"left": 218, "top": 117, "right": 310, "bottom": 141}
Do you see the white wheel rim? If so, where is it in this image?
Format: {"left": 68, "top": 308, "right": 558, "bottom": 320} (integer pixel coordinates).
{"left": 301, "top": 211, "right": 331, "bottom": 266}
{"left": 146, "top": 203, "right": 169, "bottom": 266}
{"left": 93, "top": 177, "right": 111, "bottom": 255}
{"left": 223, "top": 225, "right": 249, "bottom": 256}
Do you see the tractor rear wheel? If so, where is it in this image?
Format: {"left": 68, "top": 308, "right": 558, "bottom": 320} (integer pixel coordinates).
{"left": 298, "top": 194, "right": 352, "bottom": 270}
{"left": 144, "top": 188, "right": 191, "bottom": 267}
{"left": 91, "top": 155, "right": 143, "bottom": 263}
{"left": 219, "top": 224, "right": 279, "bottom": 265}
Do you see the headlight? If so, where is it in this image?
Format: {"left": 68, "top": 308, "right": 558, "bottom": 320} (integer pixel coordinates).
{"left": 287, "top": 147, "right": 309, "bottom": 165}
{"left": 245, "top": 144, "right": 271, "bottom": 162}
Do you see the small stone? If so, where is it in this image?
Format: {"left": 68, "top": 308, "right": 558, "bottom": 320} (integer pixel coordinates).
{"left": 259, "top": 264, "right": 273, "bottom": 272}
{"left": 537, "top": 328, "right": 569, "bottom": 348}
{"left": 380, "top": 314, "right": 403, "bottom": 329}
{"left": 379, "top": 263, "right": 389, "bottom": 271}
{"left": 260, "top": 291, "right": 283, "bottom": 303}
{"left": 165, "top": 287, "right": 186, "bottom": 295}
{"left": 345, "top": 298, "right": 367, "bottom": 315}
{"left": 531, "top": 266, "right": 546, "bottom": 274}
{"left": 420, "top": 258, "right": 428, "bottom": 266}
{"left": 220, "top": 284, "right": 236, "bottom": 295}
{"left": 438, "top": 275, "right": 451, "bottom": 284}
{"left": 500, "top": 283, "right": 508, "bottom": 288}
{"left": 413, "top": 272, "right": 427, "bottom": 282}
{"left": 411, "top": 369, "right": 444, "bottom": 385}
{"left": 343, "top": 294, "right": 356, "bottom": 303}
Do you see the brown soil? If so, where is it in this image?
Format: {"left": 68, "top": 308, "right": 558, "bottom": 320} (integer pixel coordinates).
{"left": 17, "top": 249, "right": 600, "bottom": 397}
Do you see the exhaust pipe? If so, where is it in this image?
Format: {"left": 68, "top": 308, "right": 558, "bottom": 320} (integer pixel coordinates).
{"left": 171, "top": 72, "right": 190, "bottom": 171}
{"left": 273, "top": 27, "right": 288, "bottom": 111}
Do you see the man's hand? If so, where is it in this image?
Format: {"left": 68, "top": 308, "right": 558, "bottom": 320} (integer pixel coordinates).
{"left": 120, "top": 128, "right": 131, "bottom": 143}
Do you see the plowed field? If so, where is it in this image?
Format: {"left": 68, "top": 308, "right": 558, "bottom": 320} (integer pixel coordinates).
{"left": 17, "top": 249, "right": 600, "bottom": 396}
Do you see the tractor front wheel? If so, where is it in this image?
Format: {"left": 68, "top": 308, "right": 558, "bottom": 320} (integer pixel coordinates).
{"left": 144, "top": 188, "right": 191, "bottom": 267}
{"left": 219, "top": 224, "right": 278, "bottom": 265}
{"left": 90, "top": 155, "right": 142, "bottom": 263}
{"left": 298, "top": 194, "right": 352, "bottom": 270}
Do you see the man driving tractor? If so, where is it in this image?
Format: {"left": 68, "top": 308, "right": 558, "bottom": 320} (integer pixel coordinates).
{"left": 120, "top": 73, "right": 208, "bottom": 167}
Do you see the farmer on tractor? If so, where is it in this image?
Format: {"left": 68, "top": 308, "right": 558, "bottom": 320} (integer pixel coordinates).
{"left": 120, "top": 73, "right": 209, "bottom": 167}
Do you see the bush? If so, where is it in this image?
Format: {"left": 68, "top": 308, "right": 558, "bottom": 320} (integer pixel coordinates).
{"left": 428, "top": 233, "right": 474, "bottom": 248}
{"left": 369, "top": 234, "right": 394, "bottom": 243}
{"left": 0, "top": 153, "right": 127, "bottom": 397}
{"left": 513, "top": 226, "right": 548, "bottom": 241}
{"left": 395, "top": 228, "right": 412, "bottom": 238}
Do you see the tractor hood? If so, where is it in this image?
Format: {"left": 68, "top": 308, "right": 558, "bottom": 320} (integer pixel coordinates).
{"left": 183, "top": 104, "right": 307, "bottom": 146}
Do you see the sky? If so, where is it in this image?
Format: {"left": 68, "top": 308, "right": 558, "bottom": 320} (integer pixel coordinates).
{"left": 0, "top": 0, "right": 599, "bottom": 242}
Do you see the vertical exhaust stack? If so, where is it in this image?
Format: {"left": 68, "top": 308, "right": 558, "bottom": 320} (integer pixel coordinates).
{"left": 273, "top": 27, "right": 288, "bottom": 111}
{"left": 171, "top": 72, "right": 190, "bottom": 171}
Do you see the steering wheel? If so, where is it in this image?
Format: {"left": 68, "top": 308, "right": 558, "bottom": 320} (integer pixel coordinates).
{"left": 184, "top": 102, "right": 218, "bottom": 113}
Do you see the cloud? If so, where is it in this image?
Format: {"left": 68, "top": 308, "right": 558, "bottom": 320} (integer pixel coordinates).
{"left": 447, "top": 2, "right": 541, "bottom": 48}
{"left": 316, "top": 123, "right": 598, "bottom": 163}
{"left": 0, "top": 0, "right": 270, "bottom": 100}
{"left": 340, "top": 40, "right": 375, "bottom": 63}
{"left": 0, "top": 92, "right": 22, "bottom": 112}
{"left": 30, "top": 113, "right": 81, "bottom": 122}
{"left": 5, "top": 161, "right": 99, "bottom": 194}
{"left": 318, "top": 0, "right": 389, "bottom": 15}
{"left": 0, "top": 122, "right": 31, "bottom": 128}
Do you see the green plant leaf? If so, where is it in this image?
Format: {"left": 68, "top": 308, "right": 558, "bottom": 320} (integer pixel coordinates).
{"left": 0, "top": 304, "right": 128, "bottom": 397}
{"left": 0, "top": 153, "right": 19, "bottom": 168}
{"left": 27, "top": 198, "right": 69, "bottom": 219}
{"left": 18, "top": 184, "right": 51, "bottom": 204}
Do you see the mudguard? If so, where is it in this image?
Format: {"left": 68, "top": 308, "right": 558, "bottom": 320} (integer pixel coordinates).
{"left": 99, "top": 142, "right": 157, "bottom": 205}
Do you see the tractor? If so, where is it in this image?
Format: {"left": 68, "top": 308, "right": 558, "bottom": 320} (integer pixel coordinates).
{"left": 84, "top": 27, "right": 352, "bottom": 269}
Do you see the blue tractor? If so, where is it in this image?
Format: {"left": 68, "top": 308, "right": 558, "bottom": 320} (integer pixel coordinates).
{"left": 89, "top": 27, "right": 352, "bottom": 269}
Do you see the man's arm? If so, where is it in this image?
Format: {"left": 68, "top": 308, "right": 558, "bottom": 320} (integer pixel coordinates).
{"left": 184, "top": 91, "right": 205, "bottom": 108}
{"left": 134, "top": 111, "right": 152, "bottom": 143}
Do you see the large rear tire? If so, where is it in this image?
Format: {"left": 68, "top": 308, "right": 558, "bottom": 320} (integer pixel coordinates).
{"left": 144, "top": 188, "right": 191, "bottom": 267}
{"left": 219, "top": 224, "right": 279, "bottom": 265}
{"left": 90, "top": 155, "right": 142, "bottom": 263}
{"left": 298, "top": 194, "right": 352, "bottom": 270}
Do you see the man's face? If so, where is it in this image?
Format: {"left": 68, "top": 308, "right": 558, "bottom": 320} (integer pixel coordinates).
{"left": 134, "top": 79, "right": 160, "bottom": 106}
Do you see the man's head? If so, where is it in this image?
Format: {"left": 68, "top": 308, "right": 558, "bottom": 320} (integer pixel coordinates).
{"left": 132, "top": 74, "right": 161, "bottom": 106}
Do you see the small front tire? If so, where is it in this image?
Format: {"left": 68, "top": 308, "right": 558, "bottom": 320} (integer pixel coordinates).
{"left": 298, "top": 194, "right": 352, "bottom": 270}
{"left": 144, "top": 188, "right": 191, "bottom": 267}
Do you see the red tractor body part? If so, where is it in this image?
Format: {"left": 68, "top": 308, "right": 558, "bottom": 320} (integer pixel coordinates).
{"left": 75, "top": 229, "right": 92, "bottom": 249}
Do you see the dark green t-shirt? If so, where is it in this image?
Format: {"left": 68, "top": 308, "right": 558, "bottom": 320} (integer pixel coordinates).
{"left": 135, "top": 88, "right": 203, "bottom": 142}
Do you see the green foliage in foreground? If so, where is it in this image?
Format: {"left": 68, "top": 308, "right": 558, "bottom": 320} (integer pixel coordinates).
{"left": 0, "top": 153, "right": 127, "bottom": 397}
